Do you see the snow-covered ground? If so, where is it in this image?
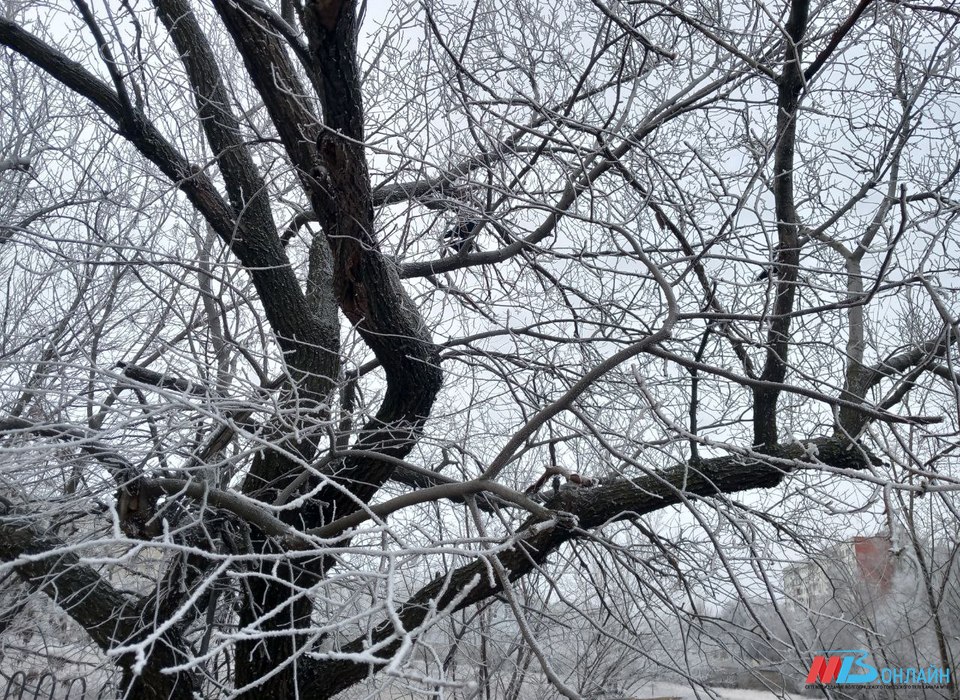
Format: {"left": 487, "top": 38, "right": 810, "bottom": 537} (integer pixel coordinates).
{"left": 631, "top": 681, "right": 797, "bottom": 699}
{"left": 358, "top": 680, "right": 801, "bottom": 699}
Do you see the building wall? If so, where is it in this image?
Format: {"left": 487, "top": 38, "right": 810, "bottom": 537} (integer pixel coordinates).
{"left": 782, "top": 535, "right": 893, "bottom": 616}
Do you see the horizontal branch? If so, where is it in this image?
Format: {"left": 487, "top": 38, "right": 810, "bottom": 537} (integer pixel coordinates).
{"left": 304, "top": 477, "right": 553, "bottom": 540}
{"left": 116, "top": 362, "right": 209, "bottom": 396}
{"left": 645, "top": 346, "right": 941, "bottom": 426}
{"left": 299, "top": 435, "right": 877, "bottom": 697}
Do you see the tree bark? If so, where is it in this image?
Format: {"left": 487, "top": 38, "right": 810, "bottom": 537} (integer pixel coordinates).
{"left": 753, "top": 0, "right": 810, "bottom": 447}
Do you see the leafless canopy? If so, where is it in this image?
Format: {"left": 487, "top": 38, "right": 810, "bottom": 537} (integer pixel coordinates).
{"left": 0, "top": 0, "right": 959, "bottom": 697}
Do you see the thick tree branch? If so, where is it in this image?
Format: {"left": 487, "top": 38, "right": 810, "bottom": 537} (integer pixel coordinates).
{"left": 298, "top": 0, "right": 443, "bottom": 513}
{"left": 0, "top": 17, "right": 339, "bottom": 408}
{"left": 298, "top": 436, "right": 877, "bottom": 697}
{"left": 162, "top": 0, "right": 446, "bottom": 690}
{"left": 211, "top": 0, "right": 322, "bottom": 188}
{"left": 0, "top": 502, "right": 198, "bottom": 698}
{"left": 803, "top": 0, "right": 876, "bottom": 83}
{"left": 116, "top": 362, "right": 208, "bottom": 396}
{"left": 753, "top": 0, "right": 810, "bottom": 447}
{"left": 152, "top": 0, "right": 339, "bottom": 400}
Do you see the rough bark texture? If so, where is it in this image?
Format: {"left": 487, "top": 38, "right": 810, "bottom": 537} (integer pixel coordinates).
{"left": 207, "top": 0, "right": 442, "bottom": 692}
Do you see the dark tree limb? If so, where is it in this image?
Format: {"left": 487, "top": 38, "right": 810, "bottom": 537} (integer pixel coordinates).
{"left": 297, "top": 436, "right": 877, "bottom": 698}
{"left": 211, "top": 0, "right": 323, "bottom": 189}
{"left": 0, "top": 17, "right": 339, "bottom": 406}
{"left": 298, "top": 0, "right": 443, "bottom": 512}
{"left": 151, "top": 0, "right": 339, "bottom": 403}
{"left": 0, "top": 501, "right": 199, "bottom": 699}
{"left": 0, "top": 16, "right": 342, "bottom": 696}
{"left": 165, "top": 0, "right": 446, "bottom": 691}
{"left": 803, "top": 0, "right": 876, "bottom": 84}
{"left": 753, "top": 0, "right": 810, "bottom": 447}
{"left": 115, "top": 362, "right": 208, "bottom": 396}
{"left": 843, "top": 331, "right": 956, "bottom": 432}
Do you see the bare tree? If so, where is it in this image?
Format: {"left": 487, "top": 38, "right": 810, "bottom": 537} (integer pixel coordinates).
{"left": 0, "top": 0, "right": 959, "bottom": 697}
